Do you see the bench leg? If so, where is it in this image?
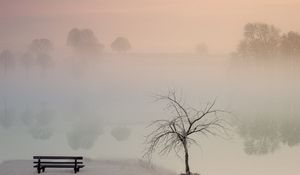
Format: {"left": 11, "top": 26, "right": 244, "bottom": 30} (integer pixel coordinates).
{"left": 42, "top": 167, "right": 45, "bottom": 172}
{"left": 37, "top": 159, "right": 41, "bottom": 174}
{"left": 74, "top": 167, "right": 77, "bottom": 173}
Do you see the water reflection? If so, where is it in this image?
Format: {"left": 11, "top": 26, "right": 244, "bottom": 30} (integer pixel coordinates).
{"left": 67, "top": 120, "right": 103, "bottom": 150}
{"left": 111, "top": 126, "right": 131, "bottom": 141}
{"left": 21, "top": 104, "right": 55, "bottom": 140}
{"left": 0, "top": 100, "right": 15, "bottom": 129}
{"left": 280, "top": 117, "right": 300, "bottom": 147}
{"left": 0, "top": 49, "right": 15, "bottom": 76}
{"left": 238, "top": 116, "right": 300, "bottom": 155}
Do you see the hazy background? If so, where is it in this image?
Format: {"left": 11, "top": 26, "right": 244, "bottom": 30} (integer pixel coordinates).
{"left": 1, "top": 0, "right": 300, "bottom": 53}
{"left": 1, "top": 0, "right": 300, "bottom": 175}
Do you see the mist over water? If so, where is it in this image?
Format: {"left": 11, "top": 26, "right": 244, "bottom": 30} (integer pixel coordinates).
{"left": 0, "top": 51, "right": 300, "bottom": 174}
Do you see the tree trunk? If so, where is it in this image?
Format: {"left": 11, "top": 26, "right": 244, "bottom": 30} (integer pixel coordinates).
{"left": 183, "top": 140, "right": 191, "bottom": 175}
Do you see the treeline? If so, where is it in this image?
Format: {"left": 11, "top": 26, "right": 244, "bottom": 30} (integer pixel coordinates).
{"left": 67, "top": 28, "right": 131, "bottom": 54}
{"left": 0, "top": 28, "right": 131, "bottom": 76}
{"left": 233, "top": 23, "right": 300, "bottom": 60}
{"left": 0, "top": 39, "right": 54, "bottom": 76}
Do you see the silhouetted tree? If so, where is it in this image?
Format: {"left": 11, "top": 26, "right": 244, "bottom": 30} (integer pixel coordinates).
{"left": 144, "top": 90, "right": 231, "bottom": 175}
{"left": 280, "top": 31, "right": 300, "bottom": 58}
{"left": 29, "top": 38, "right": 53, "bottom": 54}
{"left": 67, "top": 28, "right": 104, "bottom": 55}
{"left": 28, "top": 38, "right": 54, "bottom": 76}
{"left": 111, "top": 37, "right": 131, "bottom": 53}
{"left": 0, "top": 49, "right": 15, "bottom": 75}
{"left": 236, "top": 23, "right": 281, "bottom": 59}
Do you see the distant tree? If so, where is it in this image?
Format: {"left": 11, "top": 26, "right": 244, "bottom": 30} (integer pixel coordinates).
{"left": 67, "top": 28, "right": 104, "bottom": 55}
{"left": 280, "top": 31, "right": 300, "bottom": 58}
{"left": 0, "top": 49, "right": 15, "bottom": 75}
{"left": 111, "top": 37, "right": 131, "bottom": 53}
{"left": 144, "top": 90, "right": 232, "bottom": 175}
{"left": 29, "top": 38, "right": 54, "bottom": 76}
{"left": 236, "top": 23, "right": 281, "bottom": 59}
{"left": 195, "top": 43, "right": 208, "bottom": 55}
{"left": 29, "top": 38, "right": 53, "bottom": 55}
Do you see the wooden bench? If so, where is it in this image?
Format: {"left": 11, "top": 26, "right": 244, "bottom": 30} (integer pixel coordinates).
{"left": 33, "top": 156, "right": 85, "bottom": 174}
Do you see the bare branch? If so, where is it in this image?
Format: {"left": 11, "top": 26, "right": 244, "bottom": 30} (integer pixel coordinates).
{"left": 144, "top": 90, "right": 234, "bottom": 175}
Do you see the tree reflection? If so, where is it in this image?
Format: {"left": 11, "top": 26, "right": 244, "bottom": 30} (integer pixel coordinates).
{"left": 0, "top": 100, "right": 14, "bottom": 129}
{"left": 111, "top": 126, "right": 131, "bottom": 141}
{"left": 67, "top": 120, "right": 103, "bottom": 150}
{"left": 21, "top": 104, "right": 55, "bottom": 140}
{"left": 238, "top": 115, "right": 300, "bottom": 155}
{"left": 280, "top": 117, "right": 300, "bottom": 147}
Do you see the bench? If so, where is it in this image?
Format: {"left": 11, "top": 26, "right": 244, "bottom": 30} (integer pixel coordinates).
{"left": 33, "top": 156, "right": 85, "bottom": 174}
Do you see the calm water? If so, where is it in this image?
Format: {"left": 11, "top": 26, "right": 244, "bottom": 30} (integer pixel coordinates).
{"left": 1, "top": 54, "right": 300, "bottom": 175}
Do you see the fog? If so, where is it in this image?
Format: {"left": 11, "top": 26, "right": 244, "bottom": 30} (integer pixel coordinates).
{"left": 1, "top": 52, "right": 299, "bottom": 174}
{"left": 1, "top": 0, "right": 300, "bottom": 175}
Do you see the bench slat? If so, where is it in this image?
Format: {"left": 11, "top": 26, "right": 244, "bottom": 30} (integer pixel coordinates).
{"left": 34, "top": 156, "right": 83, "bottom": 160}
{"left": 34, "top": 165, "right": 85, "bottom": 168}
{"left": 34, "top": 161, "right": 83, "bottom": 164}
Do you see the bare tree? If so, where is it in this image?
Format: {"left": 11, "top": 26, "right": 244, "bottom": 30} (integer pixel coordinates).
{"left": 144, "top": 90, "right": 232, "bottom": 175}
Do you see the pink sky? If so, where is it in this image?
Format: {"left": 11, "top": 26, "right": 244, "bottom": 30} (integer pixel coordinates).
{"left": 1, "top": 0, "right": 300, "bottom": 52}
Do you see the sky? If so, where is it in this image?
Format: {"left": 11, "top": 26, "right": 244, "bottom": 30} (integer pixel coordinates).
{"left": 1, "top": 0, "right": 300, "bottom": 53}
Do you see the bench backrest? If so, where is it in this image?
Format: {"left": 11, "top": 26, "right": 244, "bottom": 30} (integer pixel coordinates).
{"left": 34, "top": 156, "right": 83, "bottom": 160}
